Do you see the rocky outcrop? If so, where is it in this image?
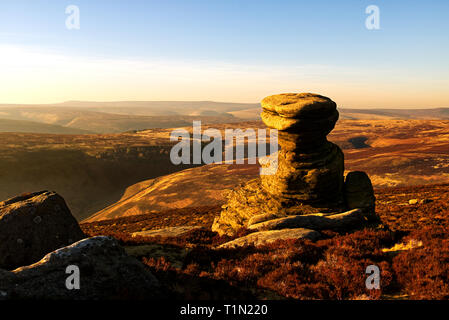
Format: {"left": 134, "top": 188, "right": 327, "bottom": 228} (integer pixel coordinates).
{"left": 247, "top": 209, "right": 368, "bottom": 232}
{"left": 0, "top": 191, "right": 85, "bottom": 270}
{"left": 344, "top": 171, "right": 376, "bottom": 212}
{"left": 260, "top": 93, "right": 344, "bottom": 211}
{"left": 212, "top": 93, "right": 377, "bottom": 238}
{"left": 219, "top": 228, "right": 321, "bottom": 248}
{"left": 0, "top": 236, "right": 162, "bottom": 300}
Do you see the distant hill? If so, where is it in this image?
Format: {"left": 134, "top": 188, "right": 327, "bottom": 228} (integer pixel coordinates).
{"left": 0, "top": 118, "right": 92, "bottom": 134}
{"left": 230, "top": 107, "right": 449, "bottom": 121}
{"left": 228, "top": 107, "right": 261, "bottom": 120}
{"left": 0, "top": 106, "right": 243, "bottom": 133}
{"left": 0, "top": 101, "right": 448, "bottom": 134}
{"left": 57, "top": 100, "right": 259, "bottom": 116}
{"left": 339, "top": 108, "right": 449, "bottom": 120}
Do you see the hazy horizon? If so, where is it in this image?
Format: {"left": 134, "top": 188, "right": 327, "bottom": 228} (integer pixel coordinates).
{"left": 1, "top": 0, "right": 448, "bottom": 108}
{"left": 0, "top": 99, "right": 448, "bottom": 110}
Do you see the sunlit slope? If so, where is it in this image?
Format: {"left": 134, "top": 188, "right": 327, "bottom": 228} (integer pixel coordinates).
{"left": 1, "top": 119, "right": 448, "bottom": 222}
{"left": 0, "top": 118, "right": 93, "bottom": 134}
{"left": 85, "top": 163, "right": 259, "bottom": 222}
{"left": 85, "top": 120, "right": 449, "bottom": 222}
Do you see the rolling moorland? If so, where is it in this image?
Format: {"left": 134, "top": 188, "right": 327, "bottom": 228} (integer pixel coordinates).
{"left": 1, "top": 101, "right": 449, "bottom": 133}
{"left": 0, "top": 101, "right": 250, "bottom": 133}
{"left": 81, "top": 183, "right": 449, "bottom": 299}
{"left": 1, "top": 118, "right": 449, "bottom": 221}
{"left": 1, "top": 102, "right": 448, "bottom": 300}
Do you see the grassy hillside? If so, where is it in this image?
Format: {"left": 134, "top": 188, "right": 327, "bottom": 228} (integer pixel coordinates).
{"left": 0, "top": 131, "right": 197, "bottom": 220}
{"left": 85, "top": 119, "right": 449, "bottom": 222}
{"left": 85, "top": 163, "right": 258, "bottom": 222}
{"left": 0, "top": 118, "right": 93, "bottom": 134}
{"left": 1, "top": 119, "right": 448, "bottom": 222}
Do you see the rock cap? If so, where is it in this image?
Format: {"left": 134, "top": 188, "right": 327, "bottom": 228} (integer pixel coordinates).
{"left": 261, "top": 93, "right": 339, "bottom": 131}
{"left": 261, "top": 93, "right": 337, "bottom": 118}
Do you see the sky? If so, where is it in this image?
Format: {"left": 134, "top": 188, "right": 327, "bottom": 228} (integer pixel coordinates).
{"left": 0, "top": 0, "right": 448, "bottom": 108}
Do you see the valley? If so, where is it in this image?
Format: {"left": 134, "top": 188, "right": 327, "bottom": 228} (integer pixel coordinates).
{"left": 1, "top": 118, "right": 448, "bottom": 221}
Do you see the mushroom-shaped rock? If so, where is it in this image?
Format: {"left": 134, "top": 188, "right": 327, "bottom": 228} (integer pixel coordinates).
{"left": 212, "top": 93, "right": 378, "bottom": 237}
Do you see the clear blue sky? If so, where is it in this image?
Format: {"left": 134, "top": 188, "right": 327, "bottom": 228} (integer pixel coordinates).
{"left": 0, "top": 0, "right": 448, "bottom": 107}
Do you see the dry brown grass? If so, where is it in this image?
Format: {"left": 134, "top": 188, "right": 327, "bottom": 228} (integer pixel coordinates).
{"left": 81, "top": 183, "right": 449, "bottom": 300}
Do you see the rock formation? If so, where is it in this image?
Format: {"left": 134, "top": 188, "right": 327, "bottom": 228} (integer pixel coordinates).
{"left": 0, "top": 236, "right": 163, "bottom": 300}
{"left": 218, "top": 228, "right": 321, "bottom": 249}
{"left": 0, "top": 191, "right": 85, "bottom": 270}
{"left": 213, "top": 93, "right": 377, "bottom": 238}
{"left": 344, "top": 171, "right": 376, "bottom": 212}
{"left": 260, "top": 93, "right": 345, "bottom": 212}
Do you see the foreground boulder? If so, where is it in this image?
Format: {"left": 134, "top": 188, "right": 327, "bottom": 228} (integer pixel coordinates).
{"left": 219, "top": 228, "right": 321, "bottom": 248}
{"left": 0, "top": 236, "right": 162, "bottom": 300}
{"left": 0, "top": 191, "right": 85, "bottom": 270}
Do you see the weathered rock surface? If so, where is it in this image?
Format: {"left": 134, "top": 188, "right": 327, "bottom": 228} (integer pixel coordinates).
{"left": 212, "top": 93, "right": 378, "bottom": 237}
{"left": 218, "top": 228, "right": 321, "bottom": 248}
{"left": 344, "top": 171, "right": 376, "bottom": 212}
{"left": 260, "top": 93, "right": 339, "bottom": 133}
{"left": 259, "top": 93, "right": 345, "bottom": 211}
{"left": 132, "top": 226, "right": 201, "bottom": 238}
{"left": 0, "top": 191, "right": 85, "bottom": 270}
{"left": 260, "top": 141, "right": 345, "bottom": 208}
{"left": 248, "top": 209, "right": 369, "bottom": 232}
{"left": 0, "top": 236, "right": 162, "bottom": 300}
